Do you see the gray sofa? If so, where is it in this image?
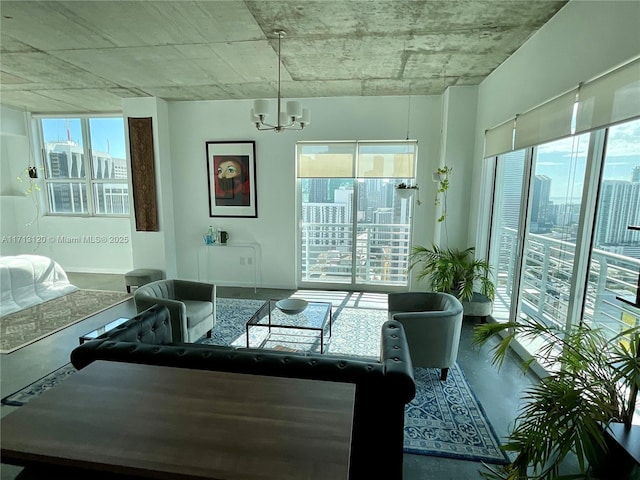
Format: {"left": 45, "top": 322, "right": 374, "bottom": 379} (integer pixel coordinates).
{"left": 71, "top": 304, "right": 416, "bottom": 480}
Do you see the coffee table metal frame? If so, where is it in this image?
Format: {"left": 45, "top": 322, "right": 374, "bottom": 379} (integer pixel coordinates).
{"left": 79, "top": 317, "right": 129, "bottom": 344}
{"left": 246, "top": 299, "right": 333, "bottom": 353}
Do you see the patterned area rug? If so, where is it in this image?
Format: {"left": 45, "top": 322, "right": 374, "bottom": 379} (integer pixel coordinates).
{"left": 1, "top": 297, "right": 507, "bottom": 464}
{"left": 0, "top": 289, "right": 131, "bottom": 353}
{"left": 201, "top": 298, "right": 385, "bottom": 358}
{"left": 405, "top": 365, "right": 508, "bottom": 464}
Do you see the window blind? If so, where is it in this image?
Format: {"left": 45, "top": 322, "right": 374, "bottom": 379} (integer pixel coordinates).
{"left": 356, "top": 142, "right": 416, "bottom": 178}
{"left": 514, "top": 88, "right": 577, "bottom": 150}
{"left": 297, "top": 143, "right": 355, "bottom": 178}
{"left": 485, "top": 119, "right": 515, "bottom": 158}
{"left": 575, "top": 57, "right": 640, "bottom": 134}
{"left": 485, "top": 56, "right": 640, "bottom": 156}
{"left": 296, "top": 141, "right": 417, "bottom": 178}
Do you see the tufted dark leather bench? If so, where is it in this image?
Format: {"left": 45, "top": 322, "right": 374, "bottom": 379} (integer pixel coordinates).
{"left": 71, "top": 304, "right": 416, "bottom": 480}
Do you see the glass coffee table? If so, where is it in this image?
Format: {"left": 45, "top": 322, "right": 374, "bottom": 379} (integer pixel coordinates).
{"left": 246, "top": 300, "right": 333, "bottom": 353}
{"left": 79, "top": 317, "right": 129, "bottom": 344}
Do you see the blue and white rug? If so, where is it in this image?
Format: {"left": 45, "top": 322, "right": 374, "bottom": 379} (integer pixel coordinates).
{"left": 1, "top": 297, "right": 507, "bottom": 464}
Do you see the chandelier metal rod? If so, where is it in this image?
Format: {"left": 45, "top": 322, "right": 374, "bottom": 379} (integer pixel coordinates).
{"left": 276, "top": 30, "right": 283, "bottom": 129}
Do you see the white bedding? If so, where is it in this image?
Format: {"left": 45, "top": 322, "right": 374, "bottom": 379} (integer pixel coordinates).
{"left": 0, "top": 255, "right": 79, "bottom": 316}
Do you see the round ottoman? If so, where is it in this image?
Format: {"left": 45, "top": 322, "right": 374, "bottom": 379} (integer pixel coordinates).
{"left": 124, "top": 269, "right": 164, "bottom": 293}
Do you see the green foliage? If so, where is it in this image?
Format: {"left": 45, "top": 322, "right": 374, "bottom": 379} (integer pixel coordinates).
{"left": 408, "top": 245, "right": 495, "bottom": 302}
{"left": 473, "top": 318, "right": 640, "bottom": 480}
{"left": 434, "top": 165, "right": 452, "bottom": 223}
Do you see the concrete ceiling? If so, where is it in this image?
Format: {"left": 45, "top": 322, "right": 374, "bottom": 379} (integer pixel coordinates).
{"left": 0, "top": 0, "right": 567, "bottom": 114}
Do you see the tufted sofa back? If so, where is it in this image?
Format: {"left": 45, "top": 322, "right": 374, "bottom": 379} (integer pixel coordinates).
{"left": 70, "top": 304, "right": 416, "bottom": 480}
{"left": 94, "top": 304, "right": 173, "bottom": 344}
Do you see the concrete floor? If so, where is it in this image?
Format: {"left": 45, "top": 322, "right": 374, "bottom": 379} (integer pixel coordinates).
{"left": 0, "top": 273, "right": 538, "bottom": 480}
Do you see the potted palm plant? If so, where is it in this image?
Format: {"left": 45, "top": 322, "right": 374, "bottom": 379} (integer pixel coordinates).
{"left": 474, "top": 317, "right": 640, "bottom": 480}
{"left": 408, "top": 245, "right": 495, "bottom": 317}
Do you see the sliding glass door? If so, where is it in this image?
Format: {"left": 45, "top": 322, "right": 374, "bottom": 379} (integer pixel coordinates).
{"left": 297, "top": 141, "right": 417, "bottom": 288}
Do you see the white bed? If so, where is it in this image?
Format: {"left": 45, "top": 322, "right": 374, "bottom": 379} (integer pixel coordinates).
{"left": 0, "top": 255, "right": 79, "bottom": 316}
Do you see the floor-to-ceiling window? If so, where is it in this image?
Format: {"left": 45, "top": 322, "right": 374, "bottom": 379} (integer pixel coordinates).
{"left": 486, "top": 58, "right": 640, "bottom": 349}
{"left": 518, "top": 133, "right": 591, "bottom": 330}
{"left": 488, "top": 123, "right": 639, "bottom": 330}
{"left": 488, "top": 149, "right": 528, "bottom": 323}
{"left": 296, "top": 141, "right": 417, "bottom": 289}
{"left": 584, "top": 119, "right": 640, "bottom": 339}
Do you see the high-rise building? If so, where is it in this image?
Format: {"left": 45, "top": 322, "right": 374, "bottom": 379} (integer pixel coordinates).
{"left": 594, "top": 180, "right": 640, "bottom": 245}
{"left": 45, "top": 142, "right": 127, "bottom": 214}
{"left": 531, "top": 175, "right": 552, "bottom": 233}
{"left": 632, "top": 165, "right": 640, "bottom": 183}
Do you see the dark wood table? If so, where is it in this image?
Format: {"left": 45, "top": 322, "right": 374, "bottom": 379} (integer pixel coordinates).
{"left": 1, "top": 361, "right": 355, "bottom": 479}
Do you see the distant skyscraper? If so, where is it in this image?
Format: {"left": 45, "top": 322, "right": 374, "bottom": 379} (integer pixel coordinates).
{"left": 530, "top": 175, "right": 552, "bottom": 232}
{"left": 308, "top": 179, "right": 331, "bottom": 203}
{"left": 594, "top": 180, "right": 640, "bottom": 245}
{"left": 632, "top": 165, "right": 640, "bottom": 183}
{"left": 45, "top": 142, "right": 127, "bottom": 214}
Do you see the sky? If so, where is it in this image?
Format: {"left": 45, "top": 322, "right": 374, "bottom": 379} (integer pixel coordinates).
{"left": 536, "top": 118, "right": 640, "bottom": 200}
{"left": 41, "top": 117, "right": 126, "bottom": 159}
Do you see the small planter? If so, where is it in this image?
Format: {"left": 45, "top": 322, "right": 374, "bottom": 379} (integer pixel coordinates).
{"left": 461, "top": 292, "right": 493, "bottom": 320}
{"left": 395, "top": 188, "right": 417, "bottom": 199}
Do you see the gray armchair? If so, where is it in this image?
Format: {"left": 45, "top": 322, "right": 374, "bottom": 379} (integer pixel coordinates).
{"left": 133, "top": 279, "right": 216, "bottom": 343}
{"left": 388, "top": 292, "right": 463, "bottom": 381}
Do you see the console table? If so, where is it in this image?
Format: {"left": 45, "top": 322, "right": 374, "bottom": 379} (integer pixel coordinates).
{"left": 198, "top": 242, "right": 261, "bottom": 292}
{"left": 1, "top": 361, "right": 355, "bottom": 479}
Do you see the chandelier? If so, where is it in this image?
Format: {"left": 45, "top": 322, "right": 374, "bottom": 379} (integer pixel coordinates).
{"left": 251, "top": 30, "right": 310, "bottom": 132}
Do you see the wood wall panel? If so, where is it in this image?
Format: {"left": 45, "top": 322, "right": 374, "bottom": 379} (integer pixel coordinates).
{"left": 128, "top": 117, "right": 158, "bottom": 232}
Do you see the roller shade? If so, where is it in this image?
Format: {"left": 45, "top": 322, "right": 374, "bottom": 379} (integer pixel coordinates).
{"left": 297, "top": 141, "right": 417, "bottom": 179}
{"left": 576, "top": 57, "right": 640, "bottom": 134}
{"left": 297, "top": 143, "right": 355, "bottom": 178}
{"left": 485, "top": 119, "right": 515, "bottom": 158}
{"left": 356, "top": 142, "right": 417, "bottom": 178}
{"left": 514, "top": 89, "right": 577, "bottom": 150}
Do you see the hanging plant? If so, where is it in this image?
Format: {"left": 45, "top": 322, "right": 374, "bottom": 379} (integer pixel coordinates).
{"left": 16, "top": 166, "right": 42, "bottom": 195}
{"left": 395, "top": 182, "right": 418, "bottom": 190}
{"left": 434, "top": 165, "right": 452, "bottom": 222}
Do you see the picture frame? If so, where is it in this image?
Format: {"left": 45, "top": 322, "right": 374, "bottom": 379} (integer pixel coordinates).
{"left": 205, "top": 141, "right": 257, "bottom": 218}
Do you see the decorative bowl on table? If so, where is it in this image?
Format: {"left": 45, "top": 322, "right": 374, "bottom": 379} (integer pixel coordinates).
{"left": 275, "top": 298, "right": 308, "bottom": 315}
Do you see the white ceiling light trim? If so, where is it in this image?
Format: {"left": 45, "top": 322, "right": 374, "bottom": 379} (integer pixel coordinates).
{"left": 251, "top": 30, "right": 310, "bottom": 133}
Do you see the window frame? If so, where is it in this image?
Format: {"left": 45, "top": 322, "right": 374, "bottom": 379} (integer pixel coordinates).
{"left": 36, "top": 114, "right": 130, "bottom": 217}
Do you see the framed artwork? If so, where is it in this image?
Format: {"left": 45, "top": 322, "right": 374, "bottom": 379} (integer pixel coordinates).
{"left": 205, "top": 141, "right": 257, "bottom": 218}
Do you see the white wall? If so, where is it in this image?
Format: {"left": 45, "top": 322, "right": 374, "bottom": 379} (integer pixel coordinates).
{"left": 1, "top": 106, "right": 29, "bottom": 256}
{"left": 0, "top": 104, "right": 133, "bottom": 273}
{"left": 168, "top": 95, "right": 443, "bottom": 289}
{"left": 471, "top": 0, "right": 640, "bottom": 249}
{"left": 437, "top": 86, "right": 479, "bottom": 249}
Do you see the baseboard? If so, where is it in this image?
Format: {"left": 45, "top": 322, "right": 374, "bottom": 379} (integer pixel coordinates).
{"left": 65, "top": 268, "right": 129, "bottom": 275}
